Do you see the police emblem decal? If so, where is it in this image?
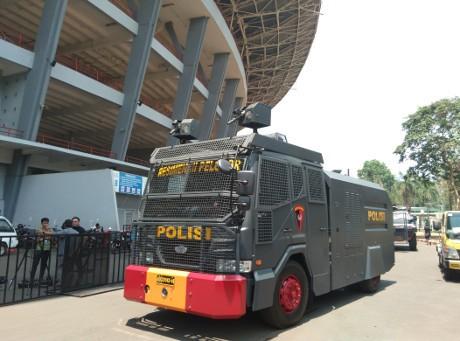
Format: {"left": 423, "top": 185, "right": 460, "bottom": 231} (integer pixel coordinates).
{"left": 294, "top": 205, "right": 305, "bottom": 231}
{"left": 175, "top": 245, "right": 188, "bottom": 254}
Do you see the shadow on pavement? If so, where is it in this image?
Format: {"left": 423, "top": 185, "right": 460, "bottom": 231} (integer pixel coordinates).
{"left": 125, "top": 280, "right": 396, "bottom": 341}
{"left": 394, "top": 245, "right": 414, "bottom": 253}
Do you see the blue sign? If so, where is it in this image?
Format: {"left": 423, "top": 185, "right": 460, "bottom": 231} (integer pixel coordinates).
{"left": 118, "top": 172, "right": 143, "bottom": 195}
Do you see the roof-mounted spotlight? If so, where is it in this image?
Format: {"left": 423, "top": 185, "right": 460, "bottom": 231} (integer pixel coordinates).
{"left": 170, "top": 118, "right": 199, "bottom": 144}
{"left": 228, "top": 102, "right": 271, "bottom": 133}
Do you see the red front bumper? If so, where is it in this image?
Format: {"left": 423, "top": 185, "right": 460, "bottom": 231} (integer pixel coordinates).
{"left": 124, "top": 265, "right": 247, "bottom": 319}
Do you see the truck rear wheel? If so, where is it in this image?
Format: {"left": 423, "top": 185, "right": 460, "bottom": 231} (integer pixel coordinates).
{"left": 409, "top": 237, "right": 417, "bottom": 251}
{"left": 260, "top": 261, "right": 308, "bottom": 329}
{"left": 358, "top": 275, "right": 381, "bottom": 293}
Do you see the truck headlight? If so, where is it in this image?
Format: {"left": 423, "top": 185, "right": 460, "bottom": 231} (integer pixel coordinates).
{"left": 446, "top": 247, "right": 460, "bottom": 260}
{"left": 216, "top": 259, "right": 252, "bottom": 273}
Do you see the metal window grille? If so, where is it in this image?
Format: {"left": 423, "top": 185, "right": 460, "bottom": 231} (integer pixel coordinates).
{"left": 257, "top": 211, "right": 273, "bottom": 243}
{"left": 258, "top": 158, "right": 289, "bottom": 206}
{"left": 143, "top": 196, "right": 232, "bottom": 220}
{"left": 152, "top": 136, "right": 248, "bottom": 161}
{"left": 291, "top": 165, "right": 304, "bottom": 198}
{"left": 307, "top": 168, "right": 325, "bottom": 202}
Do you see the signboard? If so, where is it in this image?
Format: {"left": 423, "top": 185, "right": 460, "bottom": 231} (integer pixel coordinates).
{"left": 112, "top": 171, "right": 147, "bottom": 196}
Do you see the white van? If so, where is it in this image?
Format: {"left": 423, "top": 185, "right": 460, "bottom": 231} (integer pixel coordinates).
{"left": 0, "top": 216, "right": 18, "bottom": 256}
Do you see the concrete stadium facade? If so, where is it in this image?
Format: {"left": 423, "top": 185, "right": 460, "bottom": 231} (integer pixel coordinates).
{"left": 0, "top": 0, "right": 320, "bottom": 227}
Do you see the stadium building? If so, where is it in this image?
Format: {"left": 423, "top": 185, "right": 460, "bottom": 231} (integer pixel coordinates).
{"left": 0, "top": 0, "right": 320, "bottom": 229}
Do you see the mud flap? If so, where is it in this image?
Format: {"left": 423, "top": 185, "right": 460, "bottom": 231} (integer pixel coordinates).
{"left": 365, "top": 246, "right": 384, "bottom": 279}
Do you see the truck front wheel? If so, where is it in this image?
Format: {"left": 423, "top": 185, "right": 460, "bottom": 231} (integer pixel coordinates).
{"left": 260, "top": 261, "right": 309, "bottom": 329}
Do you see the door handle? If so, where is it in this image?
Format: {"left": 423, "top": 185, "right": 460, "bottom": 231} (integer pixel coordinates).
{"left": 319, "top": 227, "right": 328, "bottom": 231}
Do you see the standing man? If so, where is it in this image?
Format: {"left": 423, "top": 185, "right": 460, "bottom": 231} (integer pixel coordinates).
{"left": 30, "top": 217, "right": 53, "bottom": 285}
{"left": 71, "top": 217, "right": 86, "bottom": 234}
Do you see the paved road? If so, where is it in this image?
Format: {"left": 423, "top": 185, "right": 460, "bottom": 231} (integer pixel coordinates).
{"left": 0, "top": 242, "right": 458, "bottom": 341}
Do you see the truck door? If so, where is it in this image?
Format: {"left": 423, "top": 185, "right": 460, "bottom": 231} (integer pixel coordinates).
{"left": 303, "top": 165, "right": 330, "bottom": 295}
{"left": 328, "top": 181, "right": 365, "bottom": 289}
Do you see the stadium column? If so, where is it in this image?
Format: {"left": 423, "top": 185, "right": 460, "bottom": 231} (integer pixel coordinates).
{"left": 226, "top": 97, "right": 243, "bottom": 137}
{"left": 197, "top": 53, "right": 229, "bottom": 141}
{"left": 18, "top": 0, "right": 68, "bottom": 140}
{"left": 167, "top": 17, "right": 208, "bottom": 145}
{"left": 216, "top": 79, "right": 239, "bottom": 138}
{"left": 111, "top": 0, "right": 162, "bottom": 161}
{"left": 3, "top": 0, "right": 68, "bottom": 221}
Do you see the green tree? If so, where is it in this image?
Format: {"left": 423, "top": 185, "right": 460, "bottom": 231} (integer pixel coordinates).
{"left": 393, "top": 175, "right": 441, "bottom": 208}
{"left": 358, "top": 160, "right": 396, "bottom": 193}
{"left": 395, "top": 98, "right": 460, "bottom": 209}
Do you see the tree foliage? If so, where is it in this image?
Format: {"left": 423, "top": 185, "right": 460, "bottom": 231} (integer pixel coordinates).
{"left": 358, "top": 160, "right": 395, "bottom": 192}
{"left": 358, "top": 160, "right": 443, "bottom": 208}
{"left": 395, "top": 98, "right": 460, "bottom": 209}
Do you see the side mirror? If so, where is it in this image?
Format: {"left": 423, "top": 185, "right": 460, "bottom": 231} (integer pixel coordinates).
{"left": 236, "top": 171, "right": 255, "bottom": 196}
{"left": 216, "top": 159, "right": 233, "bottom": 174}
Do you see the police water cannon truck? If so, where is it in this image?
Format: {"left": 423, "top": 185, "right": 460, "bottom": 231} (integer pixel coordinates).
{"left": 124, "top": 103, "right": 394, "bottom": 328}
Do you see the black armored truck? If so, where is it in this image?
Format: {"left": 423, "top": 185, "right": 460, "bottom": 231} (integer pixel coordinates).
{"left": 124, "top": 103, "right": 395, "bottom": 328}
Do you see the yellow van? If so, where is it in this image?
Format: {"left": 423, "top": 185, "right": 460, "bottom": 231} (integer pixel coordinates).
{"left": 437, "top": 211, "right": 460, "bottom": 279}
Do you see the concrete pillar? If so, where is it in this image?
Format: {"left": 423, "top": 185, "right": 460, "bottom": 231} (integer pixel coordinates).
{"left": 167, "top": 17, "right": 208, "bottom": 145}
{"left": 226, "top": 97, "right": 243, "bottom": 137}
{"left": 197, "top": 53, "right": 229, "bottom": 140}
{"left": 0, "top": 73, "right": 27, "bottom": 132}
{"left": 216, "top": 79, "right": 239, "bottom": 138}
{"left": 17, "top": 0, "right": 68, "bottom": 141}
{"left": 0, "top": 165, "right": 6, "bottom": 216}
{"left": 4, "top": 0, "right": 67, "bottom": 221}
{"left": 111, "top": 0, "right": 162, "bottom": 161}
{"left": 3, "top": 151, "right": 29, "bottom": 220}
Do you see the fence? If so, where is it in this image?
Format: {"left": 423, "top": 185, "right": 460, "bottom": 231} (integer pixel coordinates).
{"left": 0, "top": 231, "right": 132, "bottom": 306}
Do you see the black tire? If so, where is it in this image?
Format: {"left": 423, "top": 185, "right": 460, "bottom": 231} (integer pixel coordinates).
{"left": 444, "top": 269, "right": 455, "bottom": 281}
{"left": 358, "top": 275, "right": 381, "bottom": 293}
{"left": 259, "top": 261, "right": 309, "bottom": 329}
{"left": 0, "top": 242, "right": 7, "bottom": 257}
{"left": 409, "top": 237, "right": 417, "bottom": 251}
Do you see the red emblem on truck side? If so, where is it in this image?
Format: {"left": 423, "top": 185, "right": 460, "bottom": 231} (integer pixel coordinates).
{"left": 294, "top": 205, "right": 305, "bottom": 231}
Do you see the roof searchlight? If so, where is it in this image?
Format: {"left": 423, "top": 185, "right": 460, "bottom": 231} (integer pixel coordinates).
{"left": 228, "top": 102, "right": 271, "bottom": 133}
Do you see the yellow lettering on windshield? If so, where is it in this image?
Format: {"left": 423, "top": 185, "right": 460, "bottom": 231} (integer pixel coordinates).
{"left": 156, "top": 159, "right": 242, "bottom": 177}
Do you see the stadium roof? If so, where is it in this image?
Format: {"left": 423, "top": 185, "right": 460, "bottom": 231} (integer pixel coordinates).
{"left": 216, "top": 0, "right": 321, "bottom": 107}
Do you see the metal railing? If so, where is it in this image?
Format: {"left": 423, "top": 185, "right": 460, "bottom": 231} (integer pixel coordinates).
{"left": 0, "top": 125, "right": 23, "bottom": 138}
{"left": 0, "top": 27, "right": 174, "bottom": 116}
{"left": 36, "top": 134, "right": 117, "bottom": 159}
{"left": 0, "top": 231, "right": 132, "bottom": 306}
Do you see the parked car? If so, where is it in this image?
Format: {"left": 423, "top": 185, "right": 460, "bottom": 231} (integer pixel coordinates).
{"left": 0, "top": 216, "right": 19, "bottom": 256}
{"left": 393, "top": 210, "right": 417, "bottom": 251}
{"left": 436, "top": 211, "right": 460, "bottom": 280}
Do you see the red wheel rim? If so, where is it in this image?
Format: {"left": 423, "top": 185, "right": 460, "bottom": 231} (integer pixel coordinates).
{"left": 279, "top": 275, "right": 302, "bottom": 313}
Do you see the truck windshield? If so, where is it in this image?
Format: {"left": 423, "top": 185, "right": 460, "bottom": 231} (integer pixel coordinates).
{"left": 393, "top": 212, "right": 406, "bottom": 225}
{"left": 0, "top": 220, "right": 14, "bottom": 233}
{"left": 144, "top": 158, "right": 244, "bottom": 220}
{"left": 447, "top": 214, "right": 460, "bottom": 229}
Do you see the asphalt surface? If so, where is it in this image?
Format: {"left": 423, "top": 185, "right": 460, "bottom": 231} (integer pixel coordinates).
{"left": 0, "top": 242, "right": 458, "bottom": 341}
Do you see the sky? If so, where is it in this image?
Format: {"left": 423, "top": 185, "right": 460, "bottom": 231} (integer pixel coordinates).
{"left": 241, "top": 0, "right": 460, "bottom": 178}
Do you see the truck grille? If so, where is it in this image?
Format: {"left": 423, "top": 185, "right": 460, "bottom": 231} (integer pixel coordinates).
{"left": 132, "top": 224, "right": 236, "bottom": 273}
